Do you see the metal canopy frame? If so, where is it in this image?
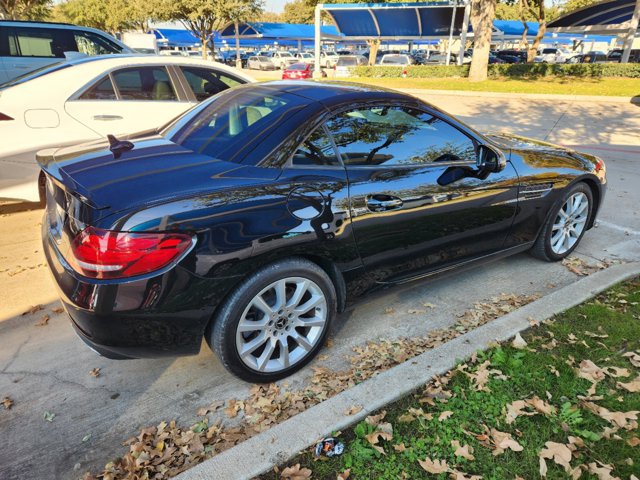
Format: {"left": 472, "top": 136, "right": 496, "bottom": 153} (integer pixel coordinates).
{"left": 313, "top": 1, "right": 471, "bottom": 77}
{"left": 548, "top": 0, "right": 640, "bottom": 62}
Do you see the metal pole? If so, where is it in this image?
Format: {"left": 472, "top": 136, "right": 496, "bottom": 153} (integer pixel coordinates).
{"left": 621, "top": 0, "right": 640, "bottom": 63}
{"left": 313, "top": 4, "right": 323, "bottom": 78}
{"left": 458, "top": 1, "right": 471, "bottom": 66}
{"left": 445, "top": 3, "right": 458, "bottom": 65}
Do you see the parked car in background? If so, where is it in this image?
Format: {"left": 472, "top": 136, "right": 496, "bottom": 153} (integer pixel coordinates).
{"left": 0, "top": 20, "right": 132, "bottom": 83}
{"left": 0, "top": 55, "right": 254, "bottom": 203}
{"left": 282, "top": 62, "right": 325, "bottom": 80}
{"left": 422, "top": 53, "right": 450, "bottom": 64}
{"left": 247, "top": 55, "right": 277, "bottom": 70}
{"left": 534, "top": 47, "right": 574, "bottom": 64}
{"left": 488, "top": 53, "right": 506, "bottom": 64}
{"left": 319, "top": 50, "right": 339, "bottom": 68}
{"left": 379, "top": 53, "right": 414, "bottom": 66}
{"left": 295, "top": 52, "right": 314, "bottom": 61}
{"left": 40, "top": 81, "right": 606, "bottom": 382}
{"left": 334, "top": 55, "right": 367, "bottom": 77}
{"left": 268, "top": 51, "right": 297, "bottom": 69}
{"left": 495, "top": 50, "right": 527, "bottom": 63}
{"left": 607, "top": 49, "right": 640, "bottom": 63}
{"left": 568, "top": 51, "right": 609, "bottom": 64}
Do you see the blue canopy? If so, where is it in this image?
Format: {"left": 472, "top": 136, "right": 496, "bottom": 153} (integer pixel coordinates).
{"left": 548, "top": 0, "right": 639, "bottom": 34}
{"left": 153, "top": 29, "right": 213, "bottom": 47}
{"left": 219, "top": 22, "right": 341, "bottom": 40}
{"left": 323, "top": 2, "right": 467, "bottom": 39}
{"left": 493, "top": 20, "right": 539, "bottom": 37}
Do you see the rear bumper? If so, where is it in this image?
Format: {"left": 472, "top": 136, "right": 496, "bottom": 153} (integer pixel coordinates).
{"left": 42, "top": 220, "right": 219, "bottom": 359}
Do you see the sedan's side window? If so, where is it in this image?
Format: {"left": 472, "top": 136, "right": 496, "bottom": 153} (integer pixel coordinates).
{"left": 325, "top": 106, "right": 476, "bottom": 167}
{"left": 112, "top": 67, "right": 177, "bottom": 101}
{"left": 292, "top": 127, "right": 340, "bottom": 167}
{"left": 79, "top": 75, "right": 117, "bottom": 100}
{"left": 179, "top": 67, "right": 244, "bottom": 102}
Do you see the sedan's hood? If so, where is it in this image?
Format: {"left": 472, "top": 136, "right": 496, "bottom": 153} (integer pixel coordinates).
{"left": 37, "top": 135, "right": 277, "bottom": 216}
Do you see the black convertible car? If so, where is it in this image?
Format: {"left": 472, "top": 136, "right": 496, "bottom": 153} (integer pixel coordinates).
{"left": 40, "top": 82, "right": 606, "bottom": 382}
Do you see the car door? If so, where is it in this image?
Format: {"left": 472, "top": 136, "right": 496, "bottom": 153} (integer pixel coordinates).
{"left": 325, "top": 103, "right": 519, "bottom": 283}
{"left": 64, "top": 65, "right": 189, "bottom": 136}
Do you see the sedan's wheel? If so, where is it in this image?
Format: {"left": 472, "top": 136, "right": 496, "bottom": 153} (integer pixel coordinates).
{"left": 530, "top": 183, "right": 593, "bottom": 261}
{"left": 208, "top": 258, "right": 336, "bottom": 382}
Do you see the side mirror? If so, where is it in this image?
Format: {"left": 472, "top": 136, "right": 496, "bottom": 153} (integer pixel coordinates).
{"left": 476, "top": 144, "right": 506, "bottom": 173}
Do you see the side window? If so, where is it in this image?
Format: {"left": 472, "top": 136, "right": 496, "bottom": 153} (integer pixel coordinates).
{"left": 112, "top": 67, "right": 177, "bottom": 101}
{"left": 73, "top": 31, "right": 124, "bottom": 56}
{"left": 325, "top": 106, "right": 476, "bottom": 167}
{"left": 9, "top": 27, "right": 72, "bottom": 58}
{"left": 292, "top": 127, "right": 340, "bottom": 167}
{"left": 79, "top": 75, "right": 117, "bottom": 100}
{"left": 179, "top": 66, "right": 244, "bottom": 102}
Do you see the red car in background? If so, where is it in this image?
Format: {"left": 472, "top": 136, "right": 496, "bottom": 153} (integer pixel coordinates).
{"left": 282, "top": 62, "right": 326, "bottom": 80}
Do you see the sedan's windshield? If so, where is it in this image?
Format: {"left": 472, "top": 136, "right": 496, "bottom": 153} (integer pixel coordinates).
{"left": 163, "top": 87, "right": 305, "bottom": 163}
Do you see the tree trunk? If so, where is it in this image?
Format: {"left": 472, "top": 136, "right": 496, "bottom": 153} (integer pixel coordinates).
{"left": 366, "top": 39, "right": 380, "bottom": 66}
{"left": 518, "top": 0, "right": 529, "bottom": 52}
{"left": 201, "top": 35, "right": 208, "bottom": 60}
{"left": 235, "top": 21, "right": 241, "bottom": 69}
{"left": 469, "top": 0, "right": 496, "bottom": 82}
{"left": 527, "top": 1, "right": 545, "bottom": 62}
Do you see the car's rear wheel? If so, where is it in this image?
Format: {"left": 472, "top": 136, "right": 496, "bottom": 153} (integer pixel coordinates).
{"left": 530, "top": 182, "right": 593, "bottom": 261}
{"left": 208, "top": 258, "right": 336, "bottom": 382}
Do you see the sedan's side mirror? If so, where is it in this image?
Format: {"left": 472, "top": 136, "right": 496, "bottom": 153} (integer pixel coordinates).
{"left": 476, "top": 144, "right": 507, "bottom": 173}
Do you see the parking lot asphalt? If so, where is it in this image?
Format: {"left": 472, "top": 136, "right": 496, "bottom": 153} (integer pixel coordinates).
{"left": 1, "top": 93, "right": 639, "bottom": 479}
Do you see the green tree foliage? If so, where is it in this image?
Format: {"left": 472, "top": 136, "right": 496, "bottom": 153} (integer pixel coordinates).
{"left": 52, "top": 0, "right": 160, "bottom": 33}
{"left": 219, "top": 0, "right": 264, "bottom": 65}
{"left": 282, "top": 0, "right": 314, "bottom": 24}
{"left": 560, "top": 0, "right": 602, "bottom": 14}
{"left": 1, "top": 0, "right": 51, "bottom": 20}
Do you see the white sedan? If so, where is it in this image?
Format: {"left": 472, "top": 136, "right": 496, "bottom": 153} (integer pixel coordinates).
{"left": 0, "top": 55, "right": 254, "bottom": 202}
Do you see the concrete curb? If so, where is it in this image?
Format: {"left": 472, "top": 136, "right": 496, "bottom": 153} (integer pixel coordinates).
{"left": 399, "top": 88, "right": 640, "bottom": 104}
{"left": 177, "top": 261, "right": 640, "bottom": 480}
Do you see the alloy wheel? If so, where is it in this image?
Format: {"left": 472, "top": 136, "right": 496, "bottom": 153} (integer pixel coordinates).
{"left": 550, "top": 192, "right": 589, "bottom": 255}
{"left": 235, "top": 277, "right": 327, "bottom": 373}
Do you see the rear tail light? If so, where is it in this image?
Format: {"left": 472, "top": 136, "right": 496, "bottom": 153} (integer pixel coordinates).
{"left": 68, "top": 227, "right": 193, "bottom": 279}
{"left": 0, "top": 113, "right": 14, "bottom": 121}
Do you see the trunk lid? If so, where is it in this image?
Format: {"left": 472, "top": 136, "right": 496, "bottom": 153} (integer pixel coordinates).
{"left": 37, "top": 134, "right": 277, "bottom": 221}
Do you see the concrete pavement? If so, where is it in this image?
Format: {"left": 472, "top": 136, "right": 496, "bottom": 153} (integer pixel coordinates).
{"left": 0, "top": 93, "right": 638, "bottom": 479}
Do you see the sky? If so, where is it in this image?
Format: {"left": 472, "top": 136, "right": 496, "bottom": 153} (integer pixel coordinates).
{"left": 265, "top": 0, "right": 288, "bottom": 13}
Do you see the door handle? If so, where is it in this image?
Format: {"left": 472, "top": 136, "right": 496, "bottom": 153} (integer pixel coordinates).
{"left": 366, "top": 195, "right": 403, "bottom": 212}
{"left": 93, "top": 115, "right": 123, "bottom": 121}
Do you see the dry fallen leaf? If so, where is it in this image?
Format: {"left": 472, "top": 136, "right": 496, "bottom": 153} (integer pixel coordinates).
{"left": 344, "top": 405, "right": 363, "bottom": 416}
{"left": 627, "top": 436, "right": 640, "bottom": 447}
{"left": 451, "top": 440, "right": 475, "bottom": 461}
{"left": 622, "top": 351, "right": 640, "bottom": 368}
{"left": 587, "top": 462, "right": 619, "bottom": 480}
{"left": 2, "top": 396, "right": 14, "bottom": 410}
{"left": 418, "top": 457, "right": 449, "bottom": 474}
{"left": 438, "top": 411, "right": 453, "bottom": 422}
{"left": 365, "top": 410, "right": 386, "bottom": 427}
{"left": 52, "top": 307, "right": 64, "bottom": 314}
{"left": 21, "top": 304, "right": 43, "bottom": 316}
{"left": 539, "top": 441, "right": 573, "bottom": 476}
{"left": 89, "top": 368, "right": 100, "bottom": 378}
{"left": 34, "top": 314, "right": 50, "bottom": 327}
{"left": 393, "top": 443, "right": 406, "bottom": 452}
{"left": 196, "top": 400, "right": 224, "bottom": 416}
{"left": 365, "top": 430, "right": 393, "bottom": 455}
{"left": 490, "top": 428, "right": 523, "bottom": 456}
{"left": 512, "top": 332, "right": 527, "bottom": 349}
{"left": 337, "top": 469, "right": 351, "bottom": 480}
{"left": 617, "top": 375, "right": 640, "bottom": 393}
{"left": 281, "top": 463, "right": 312, "bottom": 480}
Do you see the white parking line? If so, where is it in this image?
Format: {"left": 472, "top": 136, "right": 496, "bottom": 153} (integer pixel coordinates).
{"left": 598, "top": 220, "right": 640, "bottom": 236}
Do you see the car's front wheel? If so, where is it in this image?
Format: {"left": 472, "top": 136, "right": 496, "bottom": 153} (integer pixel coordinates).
{"left": 530, "top": 182, "right": 593, "bottom": 261}
{"left": 208, "top": 258, "right": 336, "bottom": 382}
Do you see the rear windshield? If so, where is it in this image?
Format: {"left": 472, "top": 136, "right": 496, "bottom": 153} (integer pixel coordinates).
{"left": 542, "top": 49, "right": 557, "bottom": 54}
{"left": 288, "top": 63, "right": 308, "bottom": 70}
{"left": 163, "top": 87, "right": 305, "bottom": 163}
{"left": 0, "top": 61, "right": 70, "bottom": 90}
{"left": 381, "top": 55, "right": 408, "bottom": 65}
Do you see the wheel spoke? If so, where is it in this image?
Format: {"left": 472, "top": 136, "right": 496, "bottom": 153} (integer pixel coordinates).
{"left": 239, "top": 331, "right": 268, "bottom": 357}
{"left": 256, "top": 338, "right": 276, "bottom": 371}
{"left": 573, "top": 200, "right": 588, "bottom": 217}
{"left": 295, "top": 294, "right": 323, "bottom": 315}
{"left": 278, "top": 337, "right": 290, "bottom": 368}
{"left": 274, "top": 279, "right": 287, "bottom": 310}
{"left": 552, "top": 231, "right": 566, "bottom": 251}
{"left": 290, "top": 331, "right": 313, "bottom": 351}
{"left": 237, "top": 318, "right": 269, "bottom": 333}
{"left": 252, "top": 295, "right": 273, "bottom": 316}
{"left": 295, "top": 315, "right": 325, "bottom": 328}
{"left": 287, "top": 280, "right": 309, "bottom": 308}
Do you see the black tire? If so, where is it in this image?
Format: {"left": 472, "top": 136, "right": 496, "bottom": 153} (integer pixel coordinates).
{"left": 530, "top": 182, "right": 593, "bottom": 262}
{"left": 208, "top": 257, "right": 337, "bottom": 383}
